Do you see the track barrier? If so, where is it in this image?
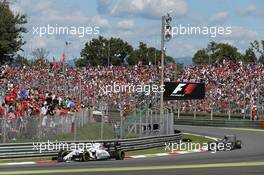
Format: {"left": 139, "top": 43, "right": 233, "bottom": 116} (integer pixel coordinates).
{"left": 175, "top": 119, "right": 264, "bottom": 129}
{"left": 0, "top": 133, "right": 181, "bottom": 159}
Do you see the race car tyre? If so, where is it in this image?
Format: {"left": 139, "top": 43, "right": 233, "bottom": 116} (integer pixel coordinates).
{"left": 236, "top": 140, "right": 242, "bottom": 149}
{"left": 115, "top": 150, "right": 125, "bottom": 160}
{"left": 51, "top": 156, "right": 58, "bottom": 160}
{"left": 57, "top": 150, "right": 69, "bottom": 162}
{"left": 80, "top": 151, "right": 90, "bottom": 162}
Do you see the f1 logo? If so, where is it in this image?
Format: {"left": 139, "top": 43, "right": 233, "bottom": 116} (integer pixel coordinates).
{"left": 164, "top": 82, "right": 204, "bottom": 100}
{"left": 171, "top": 83, "right": 186, "bottom": 96}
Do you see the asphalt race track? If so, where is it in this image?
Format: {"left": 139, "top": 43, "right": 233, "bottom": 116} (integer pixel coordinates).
{"left": 0, "top": 125, "right": 264, "bottom": 175}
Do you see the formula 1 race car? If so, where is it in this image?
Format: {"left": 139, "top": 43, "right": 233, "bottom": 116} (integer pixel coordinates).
{"left": 208, "top": 135, "right": 242, "bottom": 152}
{"left": 52, "top": 142, "right": 125, "bottom": 162}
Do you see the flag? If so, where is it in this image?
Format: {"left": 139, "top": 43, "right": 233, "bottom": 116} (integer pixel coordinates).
{"left": 60, "top": 53, "right": 65, "bottom": 64}
{"left": 60, "top": 53, "right": 65, "bottom": 73}
{"left": 49, "top": 57, "right": 59, "bottom": 79}
{"left": 52, "top": 57, "right": 59, "bottom": 71}
{"left": 48, "top": 72, "right": 55, "bottom": 78}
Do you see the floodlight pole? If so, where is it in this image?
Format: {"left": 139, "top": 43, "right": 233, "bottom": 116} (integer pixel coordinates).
{"left": 160, "top": 16, "right": 165, "bottom": 135}
{"left": 107, "top": 40, "right": 110, "bottom": 67}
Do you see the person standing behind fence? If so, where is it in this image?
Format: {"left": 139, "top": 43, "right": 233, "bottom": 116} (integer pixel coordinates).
{"left": 0, "top": 104, "right": 3, "bottom": 118}
{"left": 252, "top": 106, "right": 257, "bottom": 120}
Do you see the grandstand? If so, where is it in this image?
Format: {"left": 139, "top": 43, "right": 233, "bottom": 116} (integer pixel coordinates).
{"left": 0, "top": 59, "right": 263, "bottom": 142}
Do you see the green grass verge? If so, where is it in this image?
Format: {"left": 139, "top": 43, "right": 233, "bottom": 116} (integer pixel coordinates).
{"left": 108, "top": 111, "right": 121, "bottom": 121}
{"left": 13, "top": 123, "right": 115, "bottom": 143}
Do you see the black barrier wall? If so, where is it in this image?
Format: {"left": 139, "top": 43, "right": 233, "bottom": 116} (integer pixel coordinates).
{"left": 174, "top": 119, "right": 263, "bottom": 129}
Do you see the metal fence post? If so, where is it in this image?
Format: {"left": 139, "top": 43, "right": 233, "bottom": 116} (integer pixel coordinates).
{"left": 134, "top": 110, "right": 137, "bottom": 135}
{"left": 228, "top": 109, "right": 231, "bottom": 120}
{"left": 74, "top": 115, "right": 77, "bottom": 141}
{"left": 2, "top": 105, "right": 8, "bottom": 143}
{"left": 145, "top": 109, "right": 148, "bottom": 136}
{"left": 177, "top": 106, "right": 180, "bottom": 119}
{"left": 101, "top": 113, "right": 104, "bottom": 140}
{"left": 194, "top": 101, "right": 197, "bottom": 120}
{"left": 170, "top": 111, "right": 174, "bottom": 134}
{"left": 166, "top": 109, "right": 169, "bottom": 135}
{"left": 228, "top": 101, "right": 231, "bottom": 120}
{"left": 211, "top": 108, "right": 213, "bottom": 120}
{"left": 150, "top": 110, "right": 153, "bottom": 136}
{"left": 139, "top": 110, "right": 142, "bottom": 137}
{"left": 82, "top": 109, "right": 84, "bottom": 127}
{"left": 120, "top": 109, "right": 123, "bottom": 139}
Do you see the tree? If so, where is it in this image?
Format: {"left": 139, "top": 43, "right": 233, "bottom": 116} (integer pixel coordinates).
{"left": 32, "top": 48, "right": 49, "bottom": 60}
{"left": 243, "top": 48, "right": 257, "bottom": 63}
{"left": 108, "top": 37, "right": 134, "bottom": 65}
{"left": 32, "top": 48, "right": 49, "bottom": 67}
{"left": 133, "top": 42, "right": 165, "bottom": 65}
{"left": 0, "top": 1, "right": 27, "bottom": 64}
{"left": 165, "top": 55, "right": 175, "bottom": 64}
{"left": 77, "top": 36, "right": 176, "bottom": 66}
{"left": 250, "top": 40, "right": 264, "bottom": 55}
{"left": 133, "top": 42, "right": 148, "bottom": 65}
{"left": 206, "top": 41, "right": 218, "bottom": 64}
{"left": 192, "top": 49, "right": 209, "bottom": 64}
{"left": 210, "top": 43, "right": 241, "bottom": 63}
{"left": 147, "top": 47, "right": 160, "bottom": 65}
{"left": 259, "top": 55, "right": 264, "bottom": 64}
{"left": 193, "top": 42, "right": 243, "bottom": 64}
{"left": 75, "top": 58, "right": 89, "bottom": 67}
{"left": 12, "top": 54, "right": 29, "bottom": 67}
{"left": 250, "top": 40, "right": 264, "bottom": 64}
{"left": 80, "top": 36, "right": 134, "bottom": 66}
{"left": 207, "top": 41, "right": 218, "bottom": 54}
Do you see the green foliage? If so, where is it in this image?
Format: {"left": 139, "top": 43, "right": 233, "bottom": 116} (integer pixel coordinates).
{"left": 75, "top": 58, "right": 89, "bottom": 67}
{"left": 192, "top": 41, "right": 262, "bottom": 65}
{"left": 165, "top": 55, "right": 175, "bottom": 64}
{"left": 211, "top": 43, "right": 241, "bottom": 62}
{"left": 176, "top": 63, "right": 184, "bottom": 73}
{"left": 133, "top": 42, "right": 147, "bottom": 65}
{"left": 259, "top": 55, "right": 264, "bottom": 64}
{"left": 78, "top": 36, "right": 174, "bottom": 66}
{"left": 193, "top": 49, "right": 209, "bottom": 64}
{"left": 80, "top": 36, "right": 134, "bottom": 66}
{"left": 32, "top": 48, "right": 49, "bottom": 60}
{"left": 243, "top": 48, "right": 257, "bottom": 63}
{"left": 12, "top": 54, "right": 29, "bottom": 67}
{"left": 250, "top": 40, "right": 264, "bottom": 63}
{"left": 0, "top": 1, "right": 27, "bottom": 64}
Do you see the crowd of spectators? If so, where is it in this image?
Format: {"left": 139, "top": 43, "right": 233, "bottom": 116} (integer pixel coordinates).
{"left": 174, "top": 60, "right": 264, "bottom": 116}
{"left": 0, "top": 59, "right": 263, "bottom": 141}
{"left": 0, "top": 63, "right": 162, "bottom": 124}
{"left": 0, "top": 66, "right": 80, "bottom": 117}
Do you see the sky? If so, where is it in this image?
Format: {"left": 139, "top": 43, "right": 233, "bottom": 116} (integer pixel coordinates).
{"left": 10, "top": 0, "right": 264, "bottom": 62}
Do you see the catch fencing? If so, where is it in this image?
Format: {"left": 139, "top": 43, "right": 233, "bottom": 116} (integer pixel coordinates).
{"left": 171, "top": 101, "right": 264, "bottom": 120}
{"left": 0, "top": 108, "right": 91, "bottom": 143}
{"left": 124, "top": 107, "right": 174, "bottom": 138}
{"left": 174, "top": 119, "right": 264, "bottom": 129}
